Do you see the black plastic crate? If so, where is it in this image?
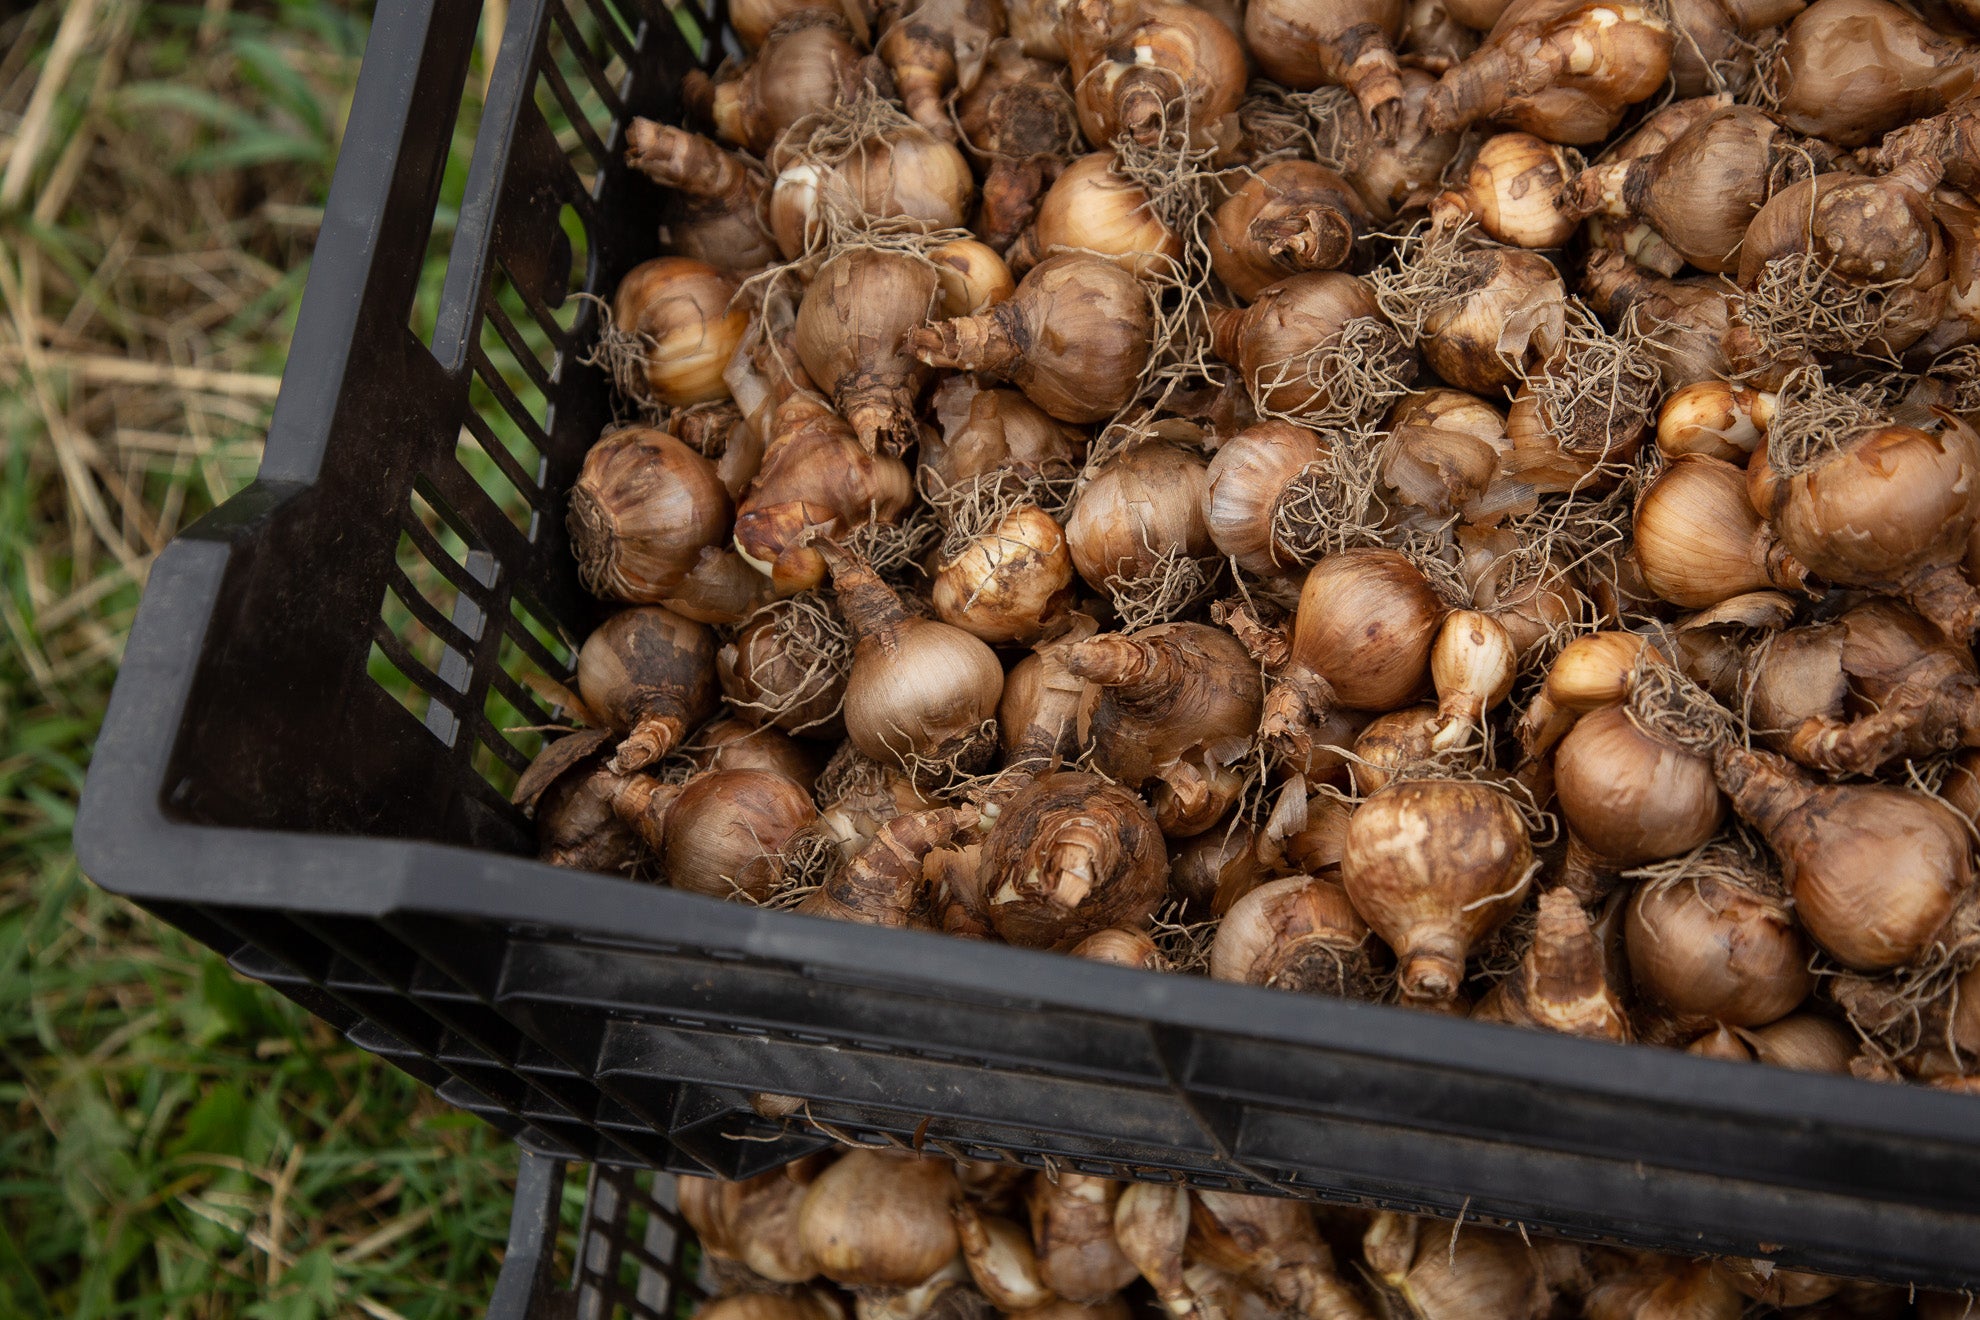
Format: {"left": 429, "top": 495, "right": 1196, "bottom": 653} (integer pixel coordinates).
{"left": 489, "top": 1154, "right": 699, "bottom": 1320}
{"left": 71, "top": 0, "right": 1980, "bottom": 1288}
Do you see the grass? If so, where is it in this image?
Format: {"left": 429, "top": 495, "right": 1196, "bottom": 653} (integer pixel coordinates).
{"left": 0, "top": 1, "right": 589, "bottom": 1314}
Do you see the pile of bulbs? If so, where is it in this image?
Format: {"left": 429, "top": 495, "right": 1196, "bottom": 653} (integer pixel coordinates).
{"left": 675, "top": 1148, "right": 1973, "bottom": 1318}
{"left": 516, "top": 0, "right": 1980, "bottom": 1141}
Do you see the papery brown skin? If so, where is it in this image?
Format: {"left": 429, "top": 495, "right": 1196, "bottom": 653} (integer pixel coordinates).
{"left": 685, "top": 1161, "right": 828, "bottom": 1284}
{"left": 999, "top": 624, "right": 1102, "bottom": 769}
{"left": 1515, "top": 630, "right": 1663, "bottom": 761}
{"left": 1580, "top": 251, "right": 1734, "bottom": 390}
{"left": 1762, "top": 420, "right": 1980, "bottom": 640}
{"left": 1328, "top": 69, "right": 1465, "bottom": 223}
{"left": 1063, "top": 0, "right": 1249, "bottom": 148}
{"left": 1745, "top": 598, "right": 1980, "bottom": 775}
{"left": 1432, "top": 133, "right": 1579, "bottom": 248}
{"left": 572, "top": 427, "right": 734, "bottom": 604}
{"left": 729, "top": 0, "right": 874, "bottom": 49}
{"left": 1190, "top": 1191, "right": 1375, "bottom": 1320}
{"left": 1211, "top": 272, "right": 1406, "bottom": 417}
{"left": 625, "top": 119, "right": 780, "bottom": 270}
{"left": 931, "top": 238, "right": 1016, "bottom": 316}
{"left": 821, "top": 540, "right": 1006, "bottom": 776}
{"left": 1633, "top": 455, "right": 1808, "bottom": 610}
{"left": 688, "top": 15, "right": 866, "bottom": 155}
{"left": 1208, "top": 162, "right": 1369, "bottom": 301}
{"left": 817, "top": 746, "right": 941, "bottom": 858}
{"left": 1553, "top": 704, "right": 1725, "bottom": 869}
{"left": 914, "top": 253, "right": 1154, "bottom": 424}
{"left": 616, "top": 768, "right": 818, "bottom": 901}
{"left": 956, "top": 41, "right": 1079, "bottom": 250}
{"left": 924, "top": 377, "right": 1086, "bottom": 490}
{"left": 1170, "top": 823, "right": 1265, "bottom": 917}
{"left": 798, "top": 249, "right": 942, "bottom": 455}
{"left": 1720, "top": 1259, "right": 1845, "bottom": 1309}
{"left": 1209, "top": 875, "right": 1378, "bottom": 996}
{"left": 1202, "top": 421, "right": 1331, "bottom": 575}
{"left": 1259, "top": 549, "right": 1444, "bottom": 766}
{"left": 1064, "top": 442, "right": 1213, "bottom": 592}
{"left": 1068, "top": 624, "right": 1264, "bottom": 838}
{"left": 1560, "top": 106, "right": 1797, "bottom": 274}
{"left": 1364, "top": 1215, "right": 1548, "bottom": 1320}
{"left": 933, "top": 505, "right": 1076, "bottom": 644}
{"left": 1475, "top": 888, "right": 1632, "bottom": 1041}
{"left": 516, "top": 729, "right": 645, "bottom": 873}
{"left": 1070, "top": 926, "right": 1167, "bottom": 969}
{"left": 1735, "top": 1011, "right": 1859, "bottom": 1073}
{"left": 613, "top": 258, "right": 751, "bottom": 407}
{"left": 981, "top": 771, "right": 1168, "bottom": 949}
{"left": 733, "top": 392, "right": 915, "bottom": 594}
{"left": 719, "top": 598, "right": 851, "bottom": 738}
{"left": 770, "top": 126, "right": 978, "bottom": 260}
{"left": 1655, "top": 380, "right": 1772, "bottom": 465}
{"left": 1243, "top": 0, "right": 1406, "bottom": 134}
{"left": 1415, "top": 247, "right": 1567, "bottom": 395}
{"left": 578, "top": 606, "right": 720, "bottom": 774}
{"left": 1429, "top": 610, "right": 1515, "bottom": 746}
{"left": 800, "top": 804, "right": 983, "bottom": 925}
{"left": 1583, "top": 1255, "right": 1744, "bottom": 1320}
{"left": 1426, "top": 0, "right": 1674, "bottom": 145}
{"left": 1771, "top": 0, "right": 1980, "bottom": 148}
{"left": 1401, "top": 0, "right": 1479, "bottom": 70}
{"left": 689, "top": 716, "right": 825, "bottom": 789}
{"left": 1022, "top": 154, "right": 1183, "bottom": 279}
{"left": 954, "top": 1202, "right": 1055, "bottom": 1311}
{"left": 799, "top": 1151, "right": 963, "bottom": 1289}
{"left": 1382, "top": 391, "right": 1516, "bottom": 524}
{"left": 878, "top": 0, "right": 1007, "bottom": 138}
{"left": 1342, "top": 779, "right": 1534, "bottom": 1005}
{"left": 1626, "top": 865, "right": 1809, "bottom": 1029}
{"left": 1348, "top": 706, "right": 1442, "bottom": 797}
{"left": 1687, "top": 1022, "right": 1755, "bottom": 1062}
{"left": 851, "top": 1259, "right": 980, "bottom": 1320}
{"left": 1715, "top": 743, "right": 1974, "bottom": 971}
{"left": 696, "top": 1293, "right": 846, "bottom": 1320}
{"left": 1028, "top": 1174, "right": 1142, "bottom": 1304}
{"left": 1113, "top": 1183, "right": 1195, "bottom": 1320}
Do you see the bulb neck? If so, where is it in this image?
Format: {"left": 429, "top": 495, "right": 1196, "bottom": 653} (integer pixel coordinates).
{"left": 1209, "top": 305, "right": 1247, "bottom": 366}
{"left": 815, "top": 539, "right": 908, "bottom": 643}
{"left": 624, "top": 119, "right": 746, "bottom": 202}
{"left": 611, "top": 775, "right": 681, "bottom": 849}
{"left": 1259, "top": 665, "right": 1340, "bottom": 763}
{"left": 610, "top": 716, "right": 684, "bottom": 775}
{"left": 1558, "top": 832, "right": 1617, "bottom": 904}
{"left": 911, "top": 307, "right": 1024, "bottom": 375}
{"left": 1526, "top": 889, "right": 1608, "bottom": 1006}
{"left": 1901, "top": 557, "right": 1980, "bottom": 643}
{"left": 1251, "top": 202, "right": 1354, "bottom": 273}
{"left": 1398, "top": 941, "right": 1465, "bottom": 1005}
{"left": 1712, "top": 742, "right": 1812, "bottom": 839}
{"left": 1424, "top": 44, "right": 1511, "bottom": 134}
{"left": 1064, "top": 633, "right": 1186, "bottom": 706}
{"left": 1558, "top": 160, "right": 1632, "bottom": 221}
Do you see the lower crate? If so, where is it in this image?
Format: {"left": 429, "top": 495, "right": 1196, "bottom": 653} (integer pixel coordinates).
{"left": 490, "top": 1153, "right": 701, "bottom": 1320}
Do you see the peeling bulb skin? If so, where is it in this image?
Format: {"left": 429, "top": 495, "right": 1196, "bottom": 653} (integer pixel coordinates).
{"left": 1342, "top": 779, "right": 1533, "bottom": 1006}
{"left": 982, "top": 771, "right": 1168, "bottom": 949}
{"left": 577, "top": 606, "right": 721, "bottom": 774}
{"left": 1028, "top": 1174, "right": 1141, "bottom": 1304}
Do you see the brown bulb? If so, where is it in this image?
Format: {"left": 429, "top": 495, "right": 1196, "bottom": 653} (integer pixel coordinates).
{"left": 769, "top": 124, "right": 977, "bottom": 260}
{"left": 609, "top": 258, "right": 749, "bottom": 408}
{"left": 797, "top": 249, "right": 942, "bottom": 455}
{"left": 1733, "top": 1012, "right": 1858, "bottom": 1074}
{"left": 914, "top": 254, "right": 1154, "bottom": 425}
{"left": 1427, "top": 2, "right": 1673, "bottom": 145}
{"left": 799, "top": 805, "right": 983, "bottom": 926}
{"left": 690, "top": 15, "right": 865, "bottom": 155}
{"left": 932, "top": 505, "right": 1076, "bottom": 644}
{"left": 733, "top": 391, "right": 915, "bottom": 595}
{"left": 515, "top": 729, "right": 644, "bottom": 873}
{"left": 1625, "top": 847, "right": 1809, "bottom": 1030}
{"left": 1715, "top": 744, "right": 1974, "bottom": 972}
{"left": 1210, "top": 875, "right": 1379, "bottom": 996}
{"left": 625, "top": 119, "right": 779, "bottom": 270}
{"left": 799, "top": 1151, "right": 962, "bottom": 1289}
{"left": 1065, "top": 441, "right": 1213, "bottom": 605}
{"left": 1342, "top": 779, "right": 1533, "bottom": 1005}
{"left": 616, "top": 768, "right": 818, "bottom": 901}
{"left": 1188, "top": 1191, "right": 1372, "bottom": 1320}
{"left": 1064, "top": 0, "right": 1248, "bottom": 148}
{"left": 822, "top": 540, "right": 1005, "bottom": 779}
{"left": 981, "top": 770, "right": 1168, "bottom": 949}
{"left": 1553, "top": 703, "right": 1724, "bottom": 871}
{"left": 1068, "top": 624, "right": 1264, "bottom": 838}
{"left": 720, "top": 595, "right": 851, "bottom": 737}
{"left": 1210, "top": 272, "right": 1413, "bottom": 423}
{"left": 1201, "top": 420, "right": 1331, "bottom": 576}
{"left": 1028, "top": 1174, "right": 1140, "bottom": 1304}
{"left": 570, "top": 426, "right": 733, "bottom": 604}
{"left": 687, "top": 716, "right": 824, "bottom": 790}
{"left": 1243, "top": 0, "right": 1406, "bottom": 132}
{"left": 1771, "top": 0, "right": 1980, "bottom": 148}
{"left": 577, "top": 606, "right": 720, "bottom": 774}
{"left": 1633, "top": 455, "right": 1807, "bottom": 610}
{"left": 1024, "top": 154, "right": 1182, "bottom": 279}
{"left": 1208, "top": 161, "right": 1369, "bottom": 301}
{"left": 1432, "top": 133, "right": 1580, "bottom": 247}
{"left": 1474, "top": 887, "right": 1632, "bottom": 1042}
{"left": 1364, "top": 1214, "right": 1548, "bottom": 1320}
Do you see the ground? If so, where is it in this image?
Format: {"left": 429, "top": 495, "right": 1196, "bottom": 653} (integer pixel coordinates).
{"left": 0, "top": 2, "right": 556, "bottom": 1315}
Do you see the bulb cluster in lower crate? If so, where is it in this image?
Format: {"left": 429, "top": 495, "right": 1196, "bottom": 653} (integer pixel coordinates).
{"left": 671, "top": 1148, "right": 1970, "bottom": 1318}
